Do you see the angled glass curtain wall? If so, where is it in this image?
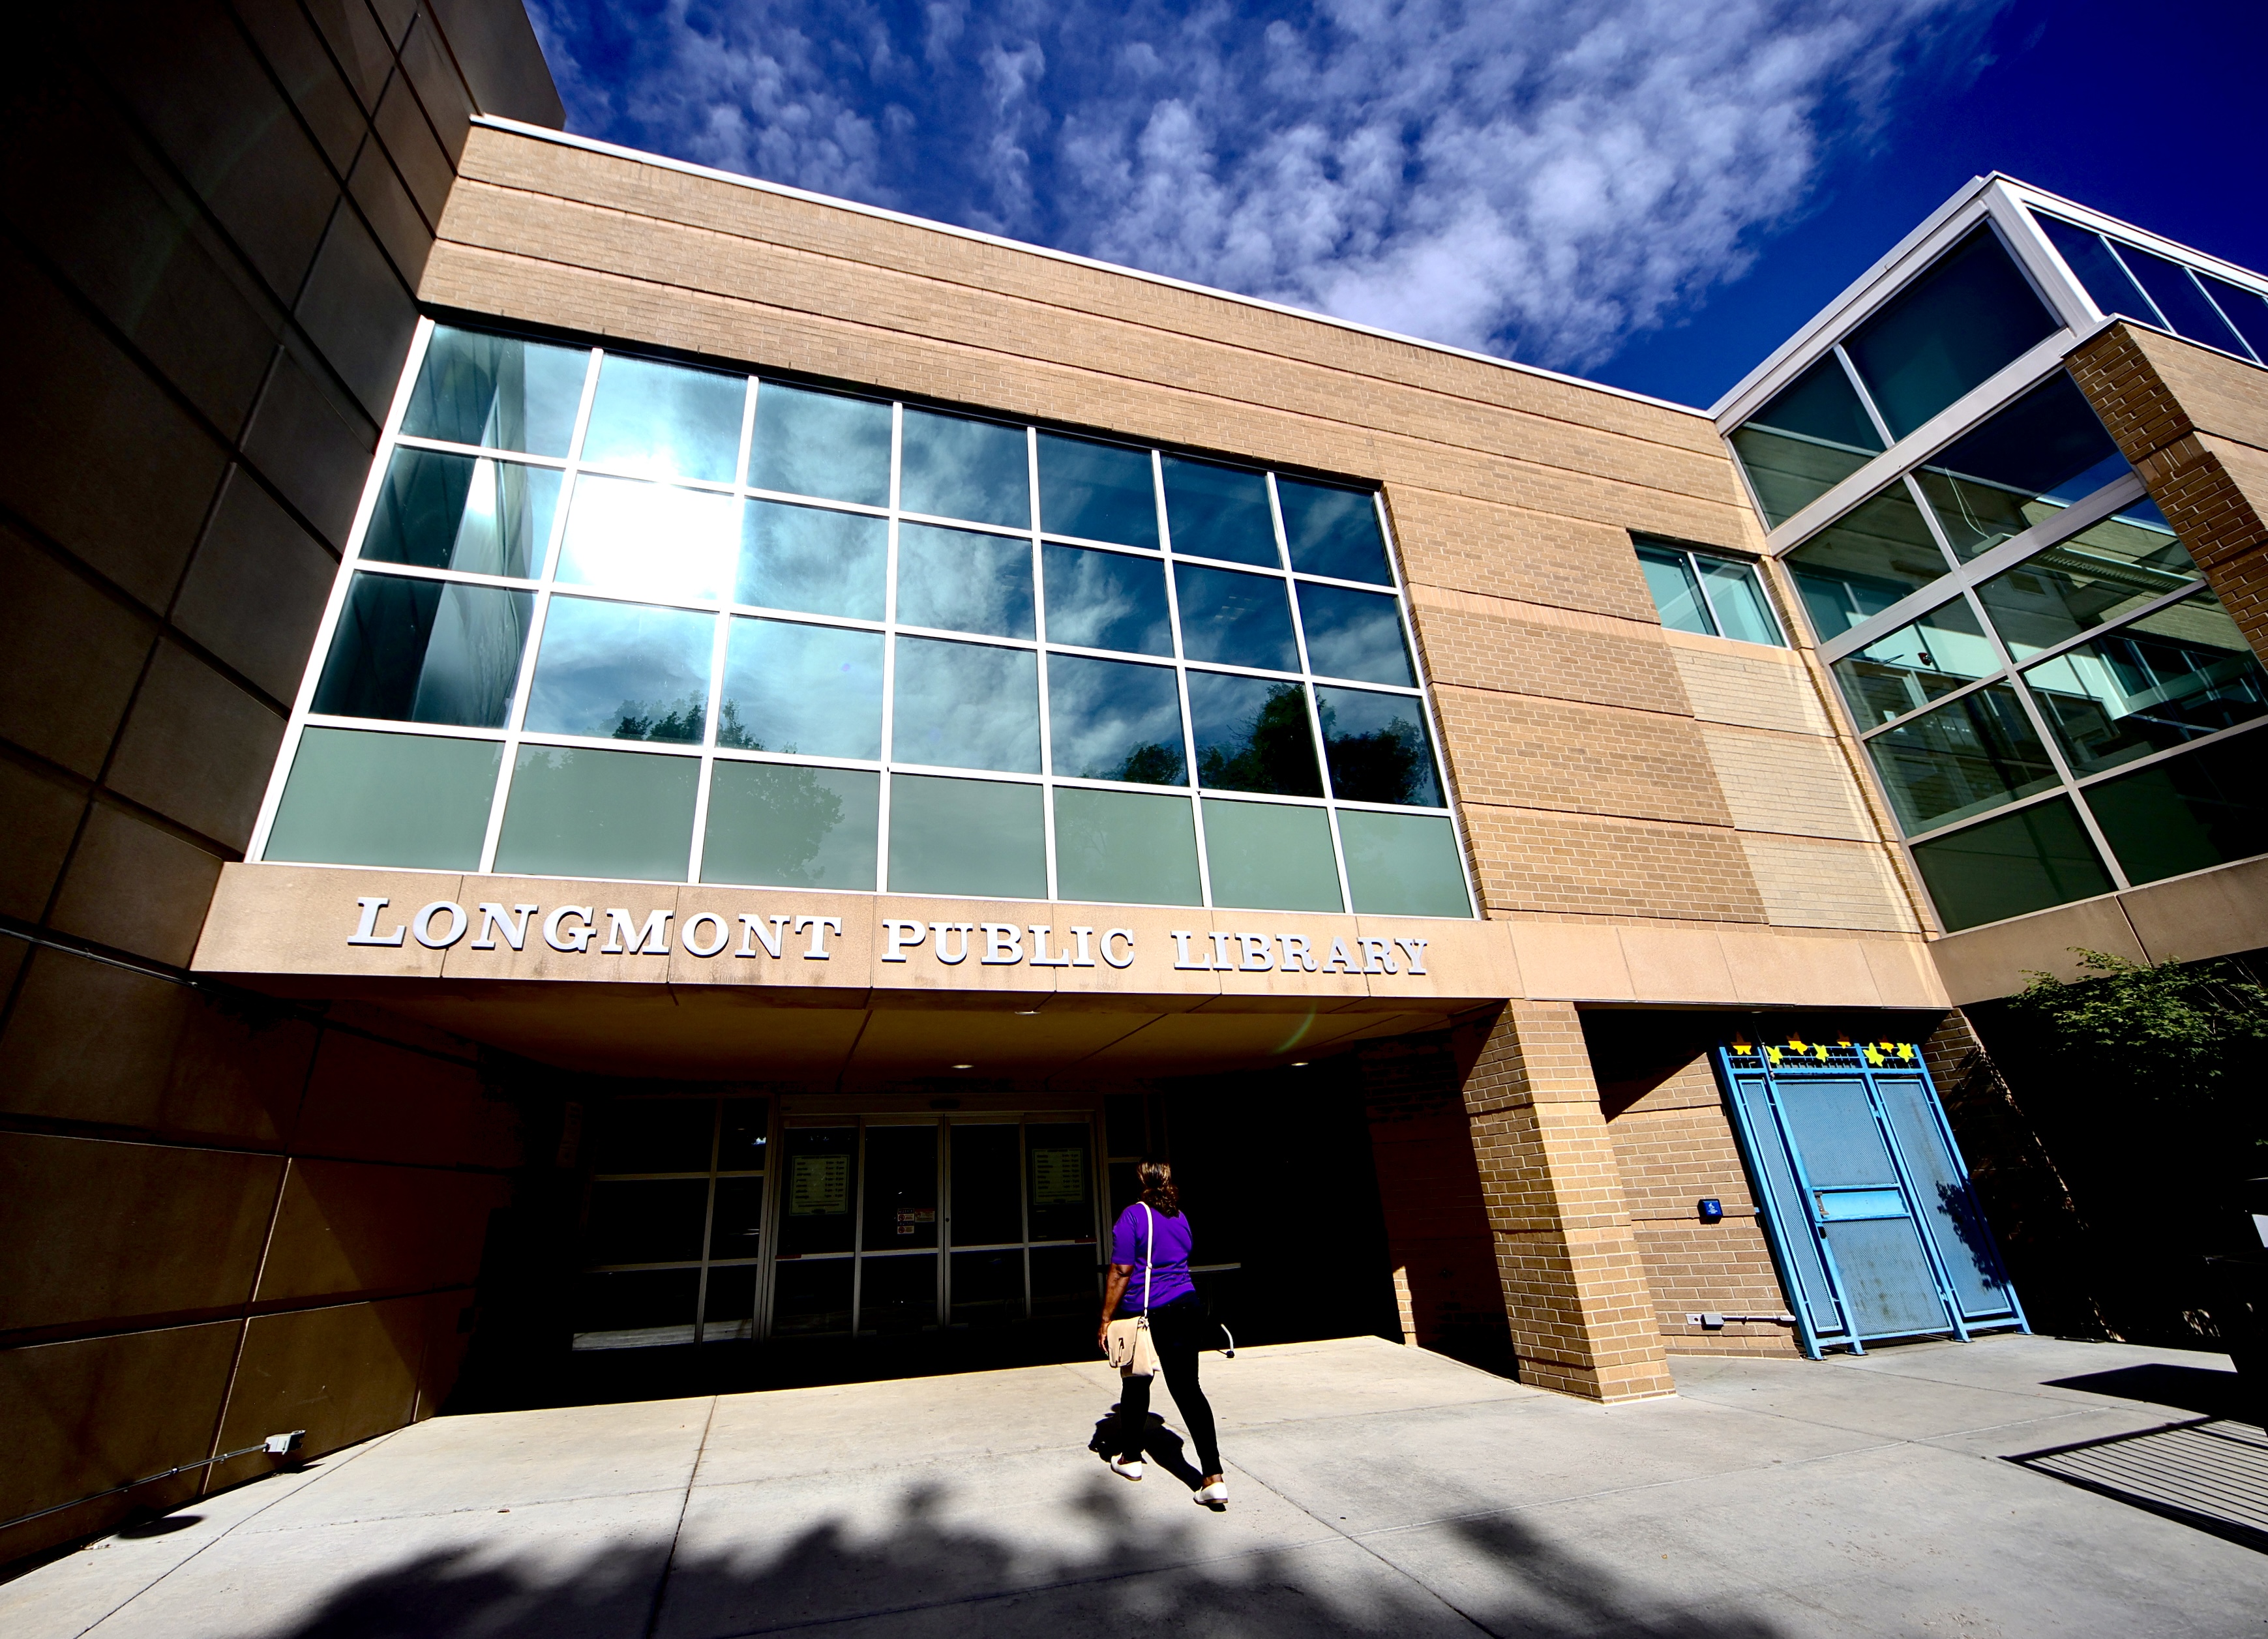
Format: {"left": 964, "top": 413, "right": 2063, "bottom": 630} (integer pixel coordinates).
{"left": 1793, "top": 392, "right": 2268, "bottom": 930}
{"left": 1725, "top": 213, "right": 2268, "bottom": 932}
{"left": 2034, "top": 213, "right": 2268, "bottom": 368}
{"left": 1729, "top": 225, "right": 2059, "bottom": 528}
{"left": 260, "top": 323, "right": 1474, "bottom": 919}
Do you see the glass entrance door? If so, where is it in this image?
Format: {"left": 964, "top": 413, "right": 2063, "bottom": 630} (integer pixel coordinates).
{"left": 772, "top": 1113, "right": 1098, "bottom": 1340}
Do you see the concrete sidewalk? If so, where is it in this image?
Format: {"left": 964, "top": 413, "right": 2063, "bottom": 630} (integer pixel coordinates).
{"left": 5, "top": 1334, "right": 2261, "bottom": 1638}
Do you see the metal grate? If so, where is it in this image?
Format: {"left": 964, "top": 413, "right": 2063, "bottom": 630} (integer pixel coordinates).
{"left": 2012, "top": 1417, "right": 2268, "bottom": 1552}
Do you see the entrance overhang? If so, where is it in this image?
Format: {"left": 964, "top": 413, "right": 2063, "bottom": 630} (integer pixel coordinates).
{"left": 190, "top": 864, "right": 1949, "bottom": 1079}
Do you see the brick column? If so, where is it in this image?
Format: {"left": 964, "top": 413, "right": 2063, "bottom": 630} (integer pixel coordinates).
{"left": 2067, "top": 323, "right": 2268, "bottom": 659}
{"left": 1457, "top": 1001, "right": 1675, "bottom": 1400}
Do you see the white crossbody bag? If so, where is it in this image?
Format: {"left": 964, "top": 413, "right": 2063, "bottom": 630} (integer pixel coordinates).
{"left": 1103, "top": 1202, "right": 1158, "bottom": 1378}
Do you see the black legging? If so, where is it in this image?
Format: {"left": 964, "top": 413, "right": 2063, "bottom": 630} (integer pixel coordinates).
{"left": 1113, "top": 1294, "right": 1221, "bottom": 1475}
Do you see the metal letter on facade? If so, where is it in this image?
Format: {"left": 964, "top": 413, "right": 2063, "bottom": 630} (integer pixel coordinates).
{"left": 347, "top": 896, "right": 406, "bottom": 947}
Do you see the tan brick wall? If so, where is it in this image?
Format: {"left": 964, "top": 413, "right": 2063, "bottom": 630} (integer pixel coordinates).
{"left": 2067, "top": 323, "right": 2268, "bottom": 660}
{"left": 1456, "top": 1001, "right": 1675, "bottom": 1399}
{"left": 425, "top": 123, "right": 1926, "bottom": 955}
{"left": 1602, "top": 1054, "right": 1802, "bottom": 1358}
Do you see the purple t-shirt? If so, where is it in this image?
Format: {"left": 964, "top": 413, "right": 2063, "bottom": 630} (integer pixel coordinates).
{"left": 1111, "top": 1201, "right": 1197, "bottom": 1314}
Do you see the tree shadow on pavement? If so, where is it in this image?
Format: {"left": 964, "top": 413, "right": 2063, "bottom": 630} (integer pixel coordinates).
{"left": 258, "top": 1467, "right": 1784, "bottom": 1639}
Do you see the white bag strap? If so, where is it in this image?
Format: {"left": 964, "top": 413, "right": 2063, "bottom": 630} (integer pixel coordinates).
{"left": 1141, "top": 1200, "right": 1154, "bottom": 1316}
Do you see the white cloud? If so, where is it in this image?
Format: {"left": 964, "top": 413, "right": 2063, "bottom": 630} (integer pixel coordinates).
{"left": 527, "top": 0, "right": 2005, "bottom": 368}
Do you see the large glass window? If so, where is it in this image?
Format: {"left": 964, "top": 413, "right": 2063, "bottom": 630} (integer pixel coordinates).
{"left": 2018, "top": 589, "right": 2267, "bottom": 776}
{"left": 1866, "top": 683, "right": 2061, "bottom": 836}
{"left": 1727, "top": 355, "right": 1885, "bottom": 529}
{"left": 1841, "top": 226, "right": 2059, "bottom": 441}
{"left": 1784, "top": 482, "right": 1954, "bottom": 642}
{"left": 573, "top": 1095, "right": 768, "bottom": 1350}
{"left": 1909, "top": 376, "right": 2128, "bottom": 561}
{"left": 262, "top": 324, "right": 1473, "bottom": 917}
{"left": 1831, "top": 597, "right": 1998, "bottom": 730}
{"left": 2035, "top": 214, "right": 2268, "bottom": 366}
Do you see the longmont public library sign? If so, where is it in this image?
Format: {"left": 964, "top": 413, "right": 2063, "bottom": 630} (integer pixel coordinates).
{"left": 189, "top": 864, "right": 1949, "bottom": 1063}
{"left": 191, "top": 863, "right": 1515, "bottom": 1004}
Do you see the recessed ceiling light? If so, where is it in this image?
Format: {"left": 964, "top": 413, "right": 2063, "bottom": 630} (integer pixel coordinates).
{"left": 951, "top": 1063, "right": 974, "bottom": 1070}
{"left": 1013, "top": 1009, "right": 1039, "bottom": 1016}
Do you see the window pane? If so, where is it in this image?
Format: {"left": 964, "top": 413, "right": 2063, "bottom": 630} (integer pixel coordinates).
{"left": 264, "top": 727, "right": 499, "bottom": 868}
{"left": 2034, "top": 216, "right": 2163, "bottom": 327}
{"left": 585, "top": 1179, "right": 708, "bottom": 1264}
{"left": 1187, "top": 672, "right": 1321, "bottom": 796}
{"left": 1832, "top": 597, "right": 1998, "bottom": 728}
{"left": 1162, "top": 456, "right": 1277, "bottom": 566}
{"left": 886, "top": 774, "right": 1045, "bottom": 897}
{"left": 1174, "top": 563, "right": 1300, "bottom": 672}
{"left": 1277, "top": 479, "right": 1390, "bottom": 583}
{"left": 896, "top": 522, "right": 1034, "bottom": 639}
{"left": 1911, "top": 374, "right": 2128, "bottom": 560}
{"left": 950, "top": 1248, "right": 1023, "bottom": 1326}
{"left": 859, "top": 1252, "right": 938, "bottom": 1332}
{"left": 720, "top": 1097, "right": 769, "bottom": 1171}
{"left": 2023, "top": 591, "right": 2268, "bottom": 776}
{"left": 702, "top": 763, "right": 878, "bottom": 890}
{"left": 780, "top": 1127, "right": 858, "bottom": 1257}
{"left": 1843, "top": 226, "right": 2059, "bottom": 441}
{"left": 712, "top": 1179, "right": 766, "bottom": 1269}
{"left": 1911, "top": 797, "right": 2113, "bottom": 932}
{"left": 948, "top": 1125, "right": 1022, "bottom": 1247}
{"left": 1201, "top": 798, "right": 1341, "bottom": 911}
{"left": 572, "top": 1269, "right": 700, "bottom": 1350}
{"left": 1045, "top": 654, "right": 1186, "bottom": 784}
{"left": 718, "top": 618, "right": 884, "bottom": 759}
{"left": 313, "top": 574, "right": 531, "bottom": 728}
{"left": 494, "top": 744, "right": 699, "bottom": 880}
{"left": 588, "top": 1098, "right": 715, "bottom": 1173}
{"left": 1041, "top": 544, "right": 1172, "bottom": 656}
{"left": 1316, "top": 686, "right": 1441, "bottom": 806}
{"left": 1636, "top": 545, "right": 1713, "bottom": 635}
{"left": 1973, "top": 512, "right": 2199, "bottom": 658}
{"left": 2119, "top": 244, "right": 2250, "bottom": 357}
{"left": 704, "top": 1267, "right": 758, "bottom": 1336}
{"left": 1026, "top": 1123, "right": 1095, "bottom": 1244}
{"left": 900, "top": 408, "right": 1028, "bottom": 527}
{"left": 580, "top": 354, "right": 745, "bottom": 483}
{"left": 1037, "top": 432, "right": 1157, "bottom": 547}
{"left": 2196, "top": 273, "right": 2268, "bottom": 364}
{"left": 364, "top": 449, "right": 558, "bottom": 578}
{"left": 402, "top": 326, "right": 586, "bottom": 456}
{"left": 890, "top": 638, "right": 1041, "bottom": 772}
{"left": 772, "top": 1260, "right": 853, "bottom": 1336}
{"left": 1728, "top": 355, "right": 1885, "bottom": 529}
{"left": 749, "top": 382, "right": 890, "bottom": 505}
{"left": 1864, "top": 683, "right": 2060, "bottom": 835}
{"left": 525, "top": 597, "right": 715, "bottom": 743}
{"left": 1695, "top": 558, "right": 1782, "bottom": 645}
{"left": 1783, "top": 482, "right": 1954, "bottom": 642}
{"left": 1029, "top": 1244, "right": 1097, "bottom": 1318}
{"left": 738, "top": 501, "right": 887, "bottom": 620}
{"left": 556, "top": 476, "right": 737, "bottom": 604}
{"left": 863, "top": 1126, "right": 940, "bottom": 1250}
{"left": 2084, "top": 731, "right": 2268, "bottom": 886}
{"left": 1339, "top": 810, "right": 1470, "bottom": 917}
{"left": 1054, "top": 786, "right": 1201, "bottom": 905}
{"left": 1297, "top": 583, "right": 1414, "bottom": 685}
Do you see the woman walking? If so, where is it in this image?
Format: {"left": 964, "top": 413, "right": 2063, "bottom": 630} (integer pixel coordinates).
{"left": 1097, "top": 1159, "right": 1227, "bottom": 1505}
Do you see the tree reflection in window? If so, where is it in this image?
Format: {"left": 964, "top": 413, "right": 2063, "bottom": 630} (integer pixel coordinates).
{"left": 1191, "top": 677, "right": 1322, "bottom": 796}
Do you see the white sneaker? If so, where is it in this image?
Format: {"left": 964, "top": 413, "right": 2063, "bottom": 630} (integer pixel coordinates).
{"left": 1109, "top": 1456, "right": 1144, "bottom": 1481}
{"left": 1194, "top": 1480, "right": 1228, "bottom": 1506}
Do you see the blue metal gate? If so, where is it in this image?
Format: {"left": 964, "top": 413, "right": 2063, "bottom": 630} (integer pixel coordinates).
{"left": 1714, "top": 1037, "right": 2026, "bottom": 1358}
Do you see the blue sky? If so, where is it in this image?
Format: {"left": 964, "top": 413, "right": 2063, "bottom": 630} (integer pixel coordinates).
{"left": 526, "top": 0, "right": 2267, "bottom": 409}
